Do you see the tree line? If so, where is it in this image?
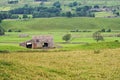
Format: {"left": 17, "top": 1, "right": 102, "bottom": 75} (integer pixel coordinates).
{"left": 0, "top": 18, "right": 5, "bottom": 35}
{"left": 1, "top": 1, "right": 120, "bottom": 19}
{"left": 0, "top": 2, "right": 96, "bottom": 19}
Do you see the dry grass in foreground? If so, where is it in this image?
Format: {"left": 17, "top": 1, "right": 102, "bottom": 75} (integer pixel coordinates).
{"left": 0, "top": 49, "right": 120, "bottom": 80}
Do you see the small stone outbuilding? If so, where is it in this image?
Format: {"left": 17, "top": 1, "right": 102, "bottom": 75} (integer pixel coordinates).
{"left": 20, "top": 35, "right": 54, "bottom": 49}
{"left": 34, "top": 0, "right": 47, "bottom": 2}
{"left": 19, "top": 34, "right": 29, "bottom": 38}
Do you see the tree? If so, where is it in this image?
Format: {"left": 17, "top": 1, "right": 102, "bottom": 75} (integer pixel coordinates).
{"left": 100, "top": 28, "right": 105, "bottom": 32}
{"left": 14, "top": 29, "right": 22, "bottom": 32}
{"left": 8, "top": 0, "right": 18, "bottom": 4}
{"left": 62, "top": 34, "right": 71, "bottom": 42}
{"left": 0, "top": 18, "right": 1, "bottom": 23}
{"left": 10, "top": 14, "right": 19, "bottom": 19}
{"left": 116, "top": 12, "right": 119, "bottom": 16}
{"left": 94, "top": 5, "right": 99, "bottom": 8}
{"left": 23, "top": 14, "right": 28, "bottom": 19}
{"left": 0, "top": 12, "right": 11, "bottom": 19}
{"left": 0, "top": 26, "right": 5, "bottom": 35}
{"left": 8, "top": 29, "right": 12, "bottom": 32}
{"left": 39, "top": 1, "right": 44, "bottom": 7}
{"left": 106, "top": 29, "right": 111, "bottom": 32}
{"left": 83, "top": 6, "right": 92, "bottom": 11}
{"left": 68, "top": 3, "right": 73, "bottom": 7}
{"left": 68, "top": 2, "right": 78, "bottom": 7}
{"left": 73, "top": 2, "right": 78, "bottom": 6}
{"left": 76, "top": 7, "right": 82, "bottom": 11}
{"left": 76, "top": 6, "right": 92, "bottom": 17}
{"left": 93, "top": 31, "right": 104, "bottom": 42}
{"left": 53, "top": 1, "right": 61, "bottom": 8}
{"left": 66, "top": 11, "right": 72, "bottom": 17}
{"left": 0, "top": 19, "right": 5, "bottom": 35}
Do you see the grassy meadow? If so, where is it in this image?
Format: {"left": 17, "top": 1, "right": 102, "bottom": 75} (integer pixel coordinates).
{"left": 0, "top": 49, "right": 120, "bottom": 80}
{"left": 95, "top": 12, "right": 116, "bottom": 17}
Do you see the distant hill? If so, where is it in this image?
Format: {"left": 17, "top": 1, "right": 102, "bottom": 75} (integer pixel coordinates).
{"left": 2, "top": 17, "right": 120, "bottom": 32}
{"left": 0, "top": 0, "right": 120, "bottom": 11}
{"left": 0, "top": 0, "right": 120, "bottom": 18}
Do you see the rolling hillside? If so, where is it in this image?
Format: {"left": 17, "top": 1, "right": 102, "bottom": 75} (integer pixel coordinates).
{"left": 0, "top": 0, "right": 120, "bottom": 11}
{"left": 2, "top": 17, "right": 120, "bottom": 32}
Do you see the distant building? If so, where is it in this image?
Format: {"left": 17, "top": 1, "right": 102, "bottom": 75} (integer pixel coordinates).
{"left": 19, "top": 34, "right": 29, "bottom": 38}
{"left": 90, "top": 8, "right": 107, "bottom": 12}
{"left": 8, "top": 0, "right": 19, "bottom": 4}
{"left": 20, "top": 35, "right": 54, "bottom": 49}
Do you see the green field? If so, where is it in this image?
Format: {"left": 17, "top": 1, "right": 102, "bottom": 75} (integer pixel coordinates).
{"left": 2, "top": 17, "right": 120, "bottom": 32}
{"left": 1, "top": 31, "right": 120, "bottom": 52}
{"left": 95, "top": 12, "right": 116, "bottom": 17}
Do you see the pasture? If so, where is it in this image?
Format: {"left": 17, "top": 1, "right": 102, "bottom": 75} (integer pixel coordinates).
{"left": 1, "top": 31, "right": 120, "bottom": 52}
{"left": 95, "top": 12, "right": 115, "bottom": 17}
{"left": 2, "top": 17, "right": 120, "bottom": 31}
{"left": 1, "top": 17, "right": 120, "bottom": 52}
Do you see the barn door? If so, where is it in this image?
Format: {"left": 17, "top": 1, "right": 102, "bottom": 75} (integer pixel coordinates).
{"left": 26, "top": 43, "right": 32, "bottom": 48}
{"left": 43, "top": 43, "right": 48, "bottom": 48}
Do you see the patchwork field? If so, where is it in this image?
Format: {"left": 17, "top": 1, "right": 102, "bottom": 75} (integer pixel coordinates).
{"left": 0, "top": 0, "right": 120, "bottom": 11}
{"left": 0, "top": 16, "right": 120, "bottom": 80}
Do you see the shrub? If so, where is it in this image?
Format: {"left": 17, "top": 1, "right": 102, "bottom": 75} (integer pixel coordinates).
{"left": 8, "top": 29, "right": 12, "bottom": 32}
{"left": 0, "top": 26, "right": 5, "bottom": 35}
{"left": 66, "top": 11, "right": 72, "bottom": 17}
{"left": 11, "top": 14, "right": 19, "bottom": 19}
{"left": 15, "top": 30, "right": 21, "bottom": 32}
{"left": 114, "top": 40, "right": 119, "bottom": 42}
{"left": 17, "top": 30, "right": 21, "bottom": 32}
{"left": 62, "top": 34, "right": 71, "bottom": 42}
{"left": 0, "top": 50, "right": 9, "bottom": 53}
{"left": 94, "top": 50, "right": 100, "bottom": 54}
{"left": 70, "top": 29, "right": 81, "bottom": 32}
{"left": 100, "top": 28, "right": 105, "bottom": 32}
{"left": 93, "top": 31, "right": 104, "bottom": 42}
{"left": 106, "top": 29, "right": 111, "bottom": 32}
{"left": 23, "top": 14, "right": 28, "bottom": 19}
{"left": 53, "top": 1, "right": 61, "bottom": 8}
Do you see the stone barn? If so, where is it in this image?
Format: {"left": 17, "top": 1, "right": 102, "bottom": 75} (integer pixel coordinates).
{"left": 20, "top": 35, "right": 54, "bottom": 49}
